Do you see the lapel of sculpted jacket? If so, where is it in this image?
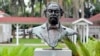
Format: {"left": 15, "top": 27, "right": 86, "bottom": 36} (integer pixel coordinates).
{"left": 33, "top": 23, "right": 76, "bottom": 39}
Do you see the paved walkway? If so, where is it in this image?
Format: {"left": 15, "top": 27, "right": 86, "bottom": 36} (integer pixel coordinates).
{"left": 0, "top": 44, "right": 46, "bottom": 46}
{"left": 0, "top": 43, "right": 66, "bottom": 47}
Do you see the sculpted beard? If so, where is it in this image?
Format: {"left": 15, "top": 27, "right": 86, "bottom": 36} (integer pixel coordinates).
{"left": 49, "top": 17, "right": 58, "bottom": 25}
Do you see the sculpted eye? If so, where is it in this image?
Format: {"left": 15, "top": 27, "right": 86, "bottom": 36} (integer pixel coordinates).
{"left": 54, "top": 10, "right": 60, "bottom": 13}
{"left": 47, "top": 9, "right": 60, "bottom": 13}
{"left": 48, "top": 9, "right": 53, "bottom": 13}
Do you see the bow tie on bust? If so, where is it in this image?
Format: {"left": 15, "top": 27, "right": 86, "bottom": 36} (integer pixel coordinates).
{"left": 46, "top": 23, "right": 60, "bottom": 30}
{"left": 48, "top": 26, "right": 59, "bottom": 30}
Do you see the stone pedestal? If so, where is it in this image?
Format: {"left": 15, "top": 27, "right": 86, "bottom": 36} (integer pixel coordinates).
{"left": 34, "top": 48, "right": 72, "bottom": 56}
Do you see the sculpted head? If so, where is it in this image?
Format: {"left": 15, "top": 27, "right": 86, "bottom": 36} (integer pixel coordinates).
{"left": 44, "top": 2, "right": 64, "bottom": 26}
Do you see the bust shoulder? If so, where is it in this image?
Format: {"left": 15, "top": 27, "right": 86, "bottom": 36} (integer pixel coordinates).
{"left": 61, "top": 25, "right": 77, "bottom": 36}
{"left": 32, "top": 23, "right": 47, "bottom": 38}
{"left": 33, "top": 23, "right": 46, "bottom": 30}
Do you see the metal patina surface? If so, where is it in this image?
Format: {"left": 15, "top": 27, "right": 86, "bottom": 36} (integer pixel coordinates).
{"left": 32, "top": 2, "right": 77, "bottom": 49}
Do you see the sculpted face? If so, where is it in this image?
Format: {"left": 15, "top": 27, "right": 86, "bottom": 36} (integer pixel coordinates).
{"left": 46, "top": 3, "right": 61, "bottom": 25}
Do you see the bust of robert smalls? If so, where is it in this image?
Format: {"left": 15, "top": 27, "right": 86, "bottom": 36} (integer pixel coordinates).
{"left": 32, "top": 2, "right": 77, "bottom": 49}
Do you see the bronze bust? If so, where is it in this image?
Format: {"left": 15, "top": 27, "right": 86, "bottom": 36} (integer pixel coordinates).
{"left": 32, "top": 2, "right": 77, "bottom": 49}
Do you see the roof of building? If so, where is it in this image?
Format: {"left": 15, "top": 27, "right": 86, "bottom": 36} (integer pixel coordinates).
{"left": 72, "top": 18, "right": 93, "bottom": 25}
{"left": 0, "top": 17, "right": 76, "bottom": 24}
{"left": 89, "top": 13, "right": 100, "bottom": 25}
{"left": 0, "top": 10, "right": 10, "bottom": 17}
{"left": 0, "top": 10, "right": 100, "bottom": 25}
{"left": 0, "top": 10, "right": 76, "bottom": 24}
{"left": 89, "top": 13, "right": 100, "bottom": 21}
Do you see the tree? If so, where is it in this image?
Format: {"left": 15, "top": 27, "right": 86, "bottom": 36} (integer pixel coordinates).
{"left": 39, "top": 0, "right": 42, "bottom": 17}
{"left": 63, "top": 0, "right": 72, "bottom": 18}
{"left": 1, "top": 0, "right": 98, "bottom": 18}
{"left": 10, "top": 0, "right": 19, "bottom": 16}
{"left": 93, "top": 0, "right": 100, "bottom": 15}
{"left": 0, "top": 0, "right": 12, "bottom": 15}
{"left": 18, "top": 0, "right": 26, "bottom": 16}
{"left": 62, "top": 0, "right": 80, "bottom": 18}
{"left": 30, "top": 0, "right": 35, "bottom": 16}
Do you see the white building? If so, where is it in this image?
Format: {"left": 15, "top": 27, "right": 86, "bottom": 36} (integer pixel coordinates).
{"left": 72, "top": 18, "right": 93, "bottom": 43}
{"left": 0, "top": 11, "right": 12, "bottom": 43}
{"left": 89, "top": 13, "right": 100, "bottom": 39}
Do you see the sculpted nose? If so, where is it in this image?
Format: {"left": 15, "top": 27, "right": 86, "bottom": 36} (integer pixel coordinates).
{"left": 51, "top": 11, "right": 55, "bottom": 14}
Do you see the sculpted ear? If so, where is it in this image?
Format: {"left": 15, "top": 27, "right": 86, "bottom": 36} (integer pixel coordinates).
{"left": 44, "top": 9, "right": 47, "bottom": 17}
{"left": 60, "top": 8, "right": 64, "bottom": 16}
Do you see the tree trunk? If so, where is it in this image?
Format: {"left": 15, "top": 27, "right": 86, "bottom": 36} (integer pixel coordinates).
{"left": 72, "top": 0, "right": 79, "bottom": 19}
{"left": 18, "top": 0, "right": 25, "bottom": 16}
{"left": 23, "top": 29, "right": 26, "bottom": 38}
{"left": 58, "top": 0, "right": 63, "bottom": 7}
{"left": 46, "top": 0, "right": 62, "bottom": 5}
{"left": 46, "top": 0, "right": 50, "bottom": 3}
{"left": 40, "top": 0, "right": 42, "bottom": 17}
{"left": 30, "top": 0, "right": 35, "bottom": 16}
{"left": 63, "top": 0, "right": 71, "bottom": 18}
{"left": 80, "top": 0, "right": 84, "bottom": 18}
{"left": 10, "top": 0, "right": 18, "bottom": 16}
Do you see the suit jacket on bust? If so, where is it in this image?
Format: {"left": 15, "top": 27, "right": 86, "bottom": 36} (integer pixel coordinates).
{"left": 32, "top": 23, "right": 77, "bottom": 47}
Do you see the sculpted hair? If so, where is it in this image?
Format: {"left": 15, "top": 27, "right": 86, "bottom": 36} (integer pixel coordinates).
{"left": 44, "top": 2, "right": 64, "bottom": 17}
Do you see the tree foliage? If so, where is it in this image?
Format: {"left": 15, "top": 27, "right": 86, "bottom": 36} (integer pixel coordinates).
{"left": 0, "top": 0, "right": 99, "bottom": 17}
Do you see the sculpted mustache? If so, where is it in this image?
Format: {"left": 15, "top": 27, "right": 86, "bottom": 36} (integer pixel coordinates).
{"left": 50, "top": 15, "right": 57, "bottom": 17}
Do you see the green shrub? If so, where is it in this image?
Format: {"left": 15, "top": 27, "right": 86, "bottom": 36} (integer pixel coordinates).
{"left": 95, "top": 41, "right": 100, "bottom": 56}
{"left": 64, "top": 37, "right": 100, "bottom": 56}
{"left": 63, "top": 37, "right": 79, "bottom": 56}
{"left": 0, "top": 46, "right": 34, "bottom": 56}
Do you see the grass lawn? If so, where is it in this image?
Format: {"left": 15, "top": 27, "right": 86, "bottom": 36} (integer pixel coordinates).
{"left": 12, "top": 38, "right": 42, "bottom": 44}
{"left": 12, "top": 38, "right": 66, "bottom": 48}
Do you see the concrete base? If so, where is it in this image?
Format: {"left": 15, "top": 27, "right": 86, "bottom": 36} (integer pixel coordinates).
{"left": 34, "top": 48, "right": 72, "bottom": 56}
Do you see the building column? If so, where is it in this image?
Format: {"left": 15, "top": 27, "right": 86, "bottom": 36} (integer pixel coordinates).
{"left": 16, "top": 24, "right": 19, "bottom": 45}
{"left": 86, "top": 24, "right": 89, "bottom": 43}
{"left": 74, "top": 24, "right": 77, "bottom": 44}
{"left": 83, "top": 25, "right": 85, "bottom": 43}
{"left": 79, "top": 25, "right": 82, "bottom": 43}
